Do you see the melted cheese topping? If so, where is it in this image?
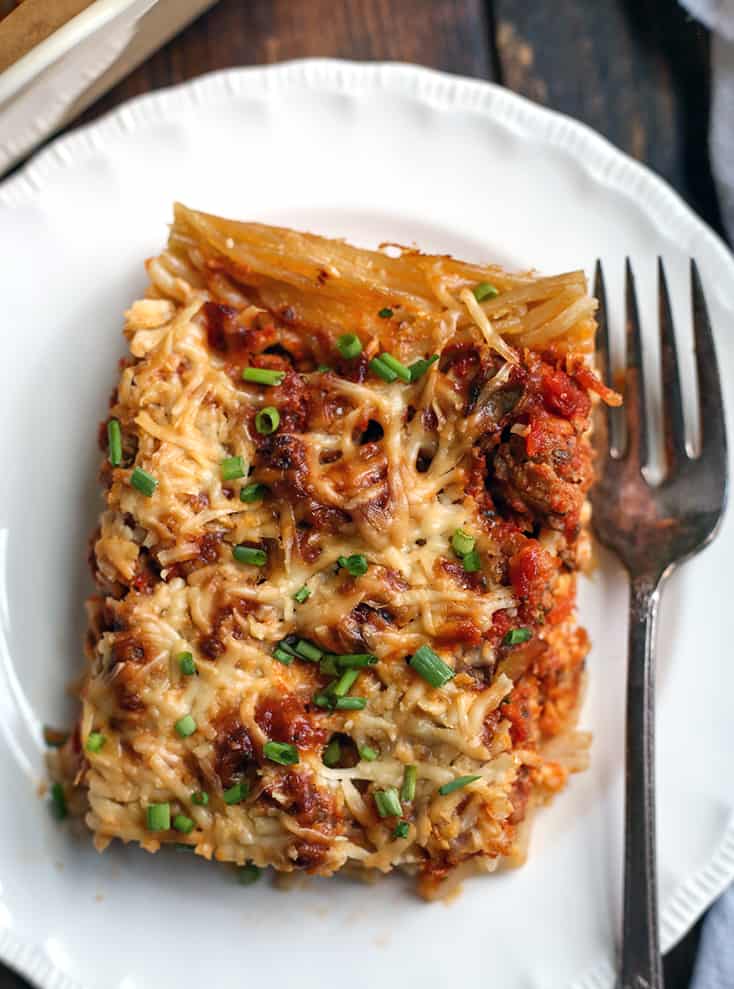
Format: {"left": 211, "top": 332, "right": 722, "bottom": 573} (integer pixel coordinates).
{"left": 53, "top": 209, "right": 597, "bottom": 898}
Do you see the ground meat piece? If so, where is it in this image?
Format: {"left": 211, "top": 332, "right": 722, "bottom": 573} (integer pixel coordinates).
{"left": 493, "top": 439, "right": 586, "bottom": 530}
{"left": 274, "top": 770, "right": 339, "bottom": 833}
{"left": 508, "top": 765, "right": 533, "bottom": 825}
{"left": 213, "top": 711, "right": 256, "bottom": 788}
{"left": 292, "top": 840, "right": 330, "bottom": 870}
{"left": 111, "top": 632, "right": 147, "bottom": 666}
{"left": 335, "top": 602, "right": 393, "bottom": 651}
{"left": 438, "top": 557, "right": 487, "bottom": 593}
{"left": 200, "top": 301, "right": 278, "bottom": 356}
{"left": 252, "top": 364, "right": 309, "bottom": 434}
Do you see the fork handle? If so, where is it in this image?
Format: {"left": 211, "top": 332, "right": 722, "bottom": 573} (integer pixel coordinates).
{"left": 620, "top": 574, "right": 664, "bottom": 989}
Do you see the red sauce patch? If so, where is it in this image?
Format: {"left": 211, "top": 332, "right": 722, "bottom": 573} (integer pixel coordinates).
{"left": 571, "top": 364, "right": 622, "bottom": 407}
{"left": 486, "top": 608, "right": 513, "bottom": 647}
{"left": 434, "top": 619, "right": 482, "bottom": 648}
{"left": 440, "top": 342, "right": 481, "bottom": 380}
{"left": 508, "top": 543, "right": 556, "bottom": 620}
{"left": 197, "top": 531, "right": 222, "bottom": 564}
{"left": 546, "top": 590, "right": 574, "bottom": 625}
{"left": 333, "top": 352, "right": 368, "bottom": 383}
{"left": 502, "top": 676, "right": 540, "bottom": 746}
{"left": 539, "top": 364, "right": 590, "bottom": 421}
{"left": 255, "top": 694, "right": 327, "bottom": 750}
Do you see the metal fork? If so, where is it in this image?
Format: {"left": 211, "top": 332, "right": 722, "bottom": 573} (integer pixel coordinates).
{"left": 591, "top": 259, "right": 728, "bottom": 989}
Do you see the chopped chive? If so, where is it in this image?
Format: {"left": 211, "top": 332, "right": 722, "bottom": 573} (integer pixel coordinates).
{"left": 295, "top": 639, "right": 323, "bottom": 662}
{"left": 320, "top": 654, "right": 339, "bottom": 677}
{"left": 473, "top": 281, "right": 499, "bottom": 303}
{"left": 191, "top": 790, "right": 209, "bottom": 806}
{"left": 401, "top": 764, "right": 417, "bottom": 802}
{"left": 43, "top": 726, "right": 68, "bottom": 748}
{"left": 50, "top": 782, "right": 67, "bottom": 820}
{"left": 240, "top": 482, "right": 267, "bottom": 503}
{"left": 331, "top": 668, "right": 359, "bottom": 698}
{"left": 223, "top": 782, "right": 249, "bottom": 805}
{"left": 438, "top": 774, "right": 482, "bottom": 796}
{"left": 337, "top": 554, "right": 368, "bottom": 577}
{"left": 233, "top": 545, "right": 267, "bottom": 567}
{"left": 378, "top": 307, "right": 394, "bottom": 319}
{"left": 221, "top": 455, "right": 245, "bottom": 481}
{"left": 378, "top": 352, "right": 411, "bottom": 383}
{"left": 274, "top": 638, "right": 300, "bottom": 659}
{"left": 130, "top": 466, "right": 157, "bottom": 497}
{"left": 333, "top": 653, "right": 377, "bottom": 668}
{"left": 273, "top": 647, "right": 294, "bottom": 665}
{"left": 312, "top": 693, "right": 334, "bottom": 709}
{"left": 175, "top": 714, "right": 197, "bottom": 738}
{"left": 263, "top": 741, "right": 299, "bottom": 766}
{"left": 173, "top": 814, "right": 195, "bottom": 835}
{"left": 242, "top": 367, "right": 286, "bottom": 386}
{"left": 451, "top": 528, "right": 475, "bottom": 557}
{"left": 336, "top": 333, "right": 362, "bottom": 359}
{"left": 86, "top": 732, "right": 106, "bottom": 753}
{"left": 293, "top": 586, "right": 311, "bottom": 604}
{"left": 409, "top": 644, "right": 455, "bottom": 688}
{"left": 107, "top": 419, "right": 122, "bottom": 466}
{"left": 238, "top": 863, "right": 261, "bottom": 885}
{"left": 359, "top": 745, "right": 378, "bottom": 762}
{"left": 146, "top": 802, "right": 170, "bottom": 831}
{"left": 178, "top": 651, "right": 197, "bottom": 676}
{"left": 254, "top": 406, "right": 280, "bottom": 435}
{"left": 462, "top": 548, "right": 481, "bottom": 572}
{"left": 334, "top": 696, "right": 366, "bottom": 711}
{"left": 504, "top": 628, "right": 532, "bottom": 646}
{"left": 316, "top": 364, "right": 331, "bottom": 373}
{"left": 323, "top": 737, "right": 341, "bottom": 767}
{"left": 392, "top": 821, "right": 409, "bottom": 839}
{"left": 374, "top": 787, "right": 402, "bottom": 818}
{"left": 369, "top": 356, "right": 398, "bottom": 382}
{"left": 408, "top": 355, "right": 439, "bottom": 382}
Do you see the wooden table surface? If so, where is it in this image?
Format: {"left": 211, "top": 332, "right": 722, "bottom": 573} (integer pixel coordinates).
{"left": 2, "top": 1, "right": 722, "bottom": 987}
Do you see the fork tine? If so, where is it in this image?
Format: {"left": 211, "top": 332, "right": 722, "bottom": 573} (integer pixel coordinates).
{"left": 594, "top": 261, "right": 612, "bottom": 387}
{"left": 593, "top": 260, "right": 616, "bottom": 459}
{"left": 624, "top": 259, "right": 649, "bottom": 468}
{"left": 691, "top": 259, "right": 728, "bottom": 469}
{"left": 658, "top": 259, "right": 688, "bottom": 471}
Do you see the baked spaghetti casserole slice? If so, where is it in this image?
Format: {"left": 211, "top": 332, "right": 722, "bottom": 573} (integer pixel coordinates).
{"left": 51, "top": 205, "right": 619, "bottom": 898}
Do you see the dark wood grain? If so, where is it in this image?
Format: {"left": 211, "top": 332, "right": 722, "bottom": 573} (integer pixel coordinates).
{"left": 1, "top": 2, "right": 717, "bottom": 987}
{"left": 493, "top": 0, "right": 724, "bottom": 237}
{"left": 76, "top": 0, "right": 493, "bottom": 129}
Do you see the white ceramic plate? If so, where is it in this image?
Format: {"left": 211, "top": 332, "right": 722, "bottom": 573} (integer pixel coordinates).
{"left": 1, "top": 60, "right": 733, "bottom": 989}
